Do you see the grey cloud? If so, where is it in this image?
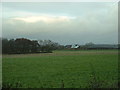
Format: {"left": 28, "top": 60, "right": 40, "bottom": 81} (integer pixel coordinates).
{"left": 2, "top": 2, "right": 118, "bottom": 45}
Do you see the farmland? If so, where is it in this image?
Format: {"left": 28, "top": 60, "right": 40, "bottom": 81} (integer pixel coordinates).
{"left": 2, "top": 50, "right": 118, "bottom": 88}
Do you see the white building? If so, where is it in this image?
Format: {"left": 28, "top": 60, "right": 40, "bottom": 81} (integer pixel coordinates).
{"left": 71, "top": 44, "right": 79, "bottom": 49}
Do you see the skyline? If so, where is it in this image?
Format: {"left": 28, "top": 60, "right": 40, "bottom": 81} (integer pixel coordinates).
{"left": 2, "top": 2, "right": 118, "bottom": 45}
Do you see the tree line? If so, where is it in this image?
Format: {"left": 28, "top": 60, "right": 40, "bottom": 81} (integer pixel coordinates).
{"left": 2, "top": 38, "right": 119, "bottom": 54}
{"left": 2, "top": 38, "right": 64, "bottom": 54}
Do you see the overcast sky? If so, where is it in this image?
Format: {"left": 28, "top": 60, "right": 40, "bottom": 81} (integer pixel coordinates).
{"left": 2, "top": 2, "right": 118, "bottom": 45}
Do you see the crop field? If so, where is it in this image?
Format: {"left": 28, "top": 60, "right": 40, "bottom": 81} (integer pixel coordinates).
{"left": 2, "top": 50, "right": 118, "bottom": 88}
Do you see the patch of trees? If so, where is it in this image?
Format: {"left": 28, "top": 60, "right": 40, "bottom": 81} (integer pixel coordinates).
{"left": 2, "top": 38, "right": 64, "bottom": 54}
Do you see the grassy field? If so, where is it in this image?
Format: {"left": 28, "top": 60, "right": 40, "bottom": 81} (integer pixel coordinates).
{"left": 2, "top": 50, "right": 118, "bottom": 88}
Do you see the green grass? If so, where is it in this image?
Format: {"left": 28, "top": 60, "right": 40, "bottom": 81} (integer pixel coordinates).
{"left": 2, "top": 50, "right": 118, "bottom": 88}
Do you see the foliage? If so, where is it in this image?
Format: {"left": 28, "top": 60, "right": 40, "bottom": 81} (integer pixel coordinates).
{"left": 2, "top": 38, "right": 62, "bottom": 54}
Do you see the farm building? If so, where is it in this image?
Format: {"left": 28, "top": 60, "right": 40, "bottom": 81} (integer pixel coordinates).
{"left": 65, "top": 45, "right": 72, "bottom": 49}
{"left": 71, "top": 44, "right": 80, "bottom": 49}
{"left": 65, "top": 44, "right": 80, "bottom": 50}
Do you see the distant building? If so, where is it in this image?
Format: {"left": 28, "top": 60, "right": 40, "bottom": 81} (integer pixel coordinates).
{"left": 71, "top": 44, "right": 80, "bottom": 49}
{"left": 65, "top": 45, "right": 72, "bottom": 49}
{"left": 65, "top": 44, "right": 80, "bottom": 50}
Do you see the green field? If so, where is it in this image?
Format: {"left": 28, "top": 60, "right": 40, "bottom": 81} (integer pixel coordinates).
{"left": 2, "top": 50, "right": 118, "bottom": 88}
